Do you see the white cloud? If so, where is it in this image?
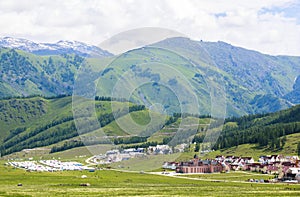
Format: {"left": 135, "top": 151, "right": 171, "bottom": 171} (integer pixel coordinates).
{"left": 0, "top": 0, "right": 299, "bottom": 55}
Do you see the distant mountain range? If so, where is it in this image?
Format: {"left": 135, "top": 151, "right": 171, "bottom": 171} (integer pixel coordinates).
{"left": 0, "top": 36, "right": 299, "bottom": 116}
{"left": 0, "top": 37, "right": 112, "bottom": 57}
{"left": 151, "top": 38, "right": 300, "bottom": 115}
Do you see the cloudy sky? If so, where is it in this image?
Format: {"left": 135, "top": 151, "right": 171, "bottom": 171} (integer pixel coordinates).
{"left": 0, "top": 0, "right": 300, "bottom": 55}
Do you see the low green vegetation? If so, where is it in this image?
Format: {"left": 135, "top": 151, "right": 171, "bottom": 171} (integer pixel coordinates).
{"left": 0, "top": 160, "right": 299, "bottom": 196}
{"left": 176, "top": 171, "right": 274, "bottom": 182}
{"left": 111, "top": 154, "right": 181, "bottom": 171}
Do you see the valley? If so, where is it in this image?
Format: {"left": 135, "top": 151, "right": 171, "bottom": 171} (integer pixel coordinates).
{"left": 0, "top": 37, "right": 300, "bottom": 196}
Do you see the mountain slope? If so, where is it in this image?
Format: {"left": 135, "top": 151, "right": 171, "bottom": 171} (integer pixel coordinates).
{"left": 0, "top": 49, "right": 85, "bottom": 97}
{"left": 151, "top": 37, "right": 300, "bottom": 114}
{"left": 0, "top": 37, "right": 299, "bottom": 115}
{"left": 0, "top": 96, "right": 211, "bottom": 156}
{"left": 0, "top": 96, "right": 149, "bottom": 155}
{"left": 284, "top": 75, "right": 300, "bottom": 103}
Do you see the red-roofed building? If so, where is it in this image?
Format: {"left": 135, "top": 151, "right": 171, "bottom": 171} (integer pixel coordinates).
{"left": 176, "top": 158, "right": 224, "bottom": 173}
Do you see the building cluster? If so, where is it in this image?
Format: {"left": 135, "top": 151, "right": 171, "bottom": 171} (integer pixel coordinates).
{"left": 91, "top": 145, "right": 185, "bottom": 164}
{"left": 148, "top": 145, "right": 173, "bottom": 155}
{"left": 39, "top": 160, "right": 94, "bottom": 171}
{"left": 216, "top": 155, "right": 300, "bottom": 182}
{"left": 8, "top": 160, "right": 94, "bottom": 172}
{"left": 215, "top": 155, "right": 299, "bottom": 176}
{"left": 163, "top": 158, "right": 226, "bottom": 173}
{"left": 163, "top": 154, "right": 300, "bottom": 183}
{"left": 148, "top": 144, "right": 188, "bottom": 155}
{"left": 92, "top": 148, "right": 145, "bottom": 164}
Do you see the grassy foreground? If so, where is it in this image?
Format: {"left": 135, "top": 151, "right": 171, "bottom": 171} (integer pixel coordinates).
{"left": 176, "top": 171, "right": 274, "bottom": 182}
{"left": 0, "top": 161, "right": 299, "bottom": 197}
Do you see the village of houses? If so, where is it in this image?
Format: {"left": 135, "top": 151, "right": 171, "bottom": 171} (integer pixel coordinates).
{"left": 6, "top": 143, "right": 300, "bottom": 184}
{"left": 163, "top": 154, "right": 300, "bottom": 183}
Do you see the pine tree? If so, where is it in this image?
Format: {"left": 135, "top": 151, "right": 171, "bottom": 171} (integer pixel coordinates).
{"left": 194, "top": 143, "right": 200, "bottom": 152}
{"left": 270, "top": 139, "right": 275, "bottom": 150}
{"left": 275, "top": 138, "right": 281, "bottom": 149}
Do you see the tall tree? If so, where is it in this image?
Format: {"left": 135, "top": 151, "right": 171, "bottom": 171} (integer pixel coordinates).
{"left": 194, "top": 143, "right": 200, "bottom": 152}
{"left": 275, "top": 138, "right": 281, "bottom": 149}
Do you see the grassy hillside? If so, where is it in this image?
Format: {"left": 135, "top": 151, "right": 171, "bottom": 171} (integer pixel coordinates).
{"left": 212, "top": 104, "right": 300, "bottom": 155}
{"left": 153, "top": 38, "right": 300, "bottom": 115}
{"left": 205, "top": 133, "right": 300, "bottom": 160}
{"left": 0, "top": 96, "right": 149, "bottom": 156}
{"left": 0, "top": 48, "right": 84, "bottom": 97}
{"left": 0, "top": 96, "right": 210, "bottom": 156}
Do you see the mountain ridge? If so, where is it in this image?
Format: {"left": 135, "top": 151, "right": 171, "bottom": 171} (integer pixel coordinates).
{"left": 0, "top": 37, "right": 113, "bottom": 57}
{"left": 0, "top": 36, "right": 299, "bottom": 116}
{"left": 150, "top": 37, "right": 299, "bottom": 114}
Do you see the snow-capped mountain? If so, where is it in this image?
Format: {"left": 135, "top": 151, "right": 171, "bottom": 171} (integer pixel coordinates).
{"left": 0, "top": 37, "right": 113, "bottom": 57}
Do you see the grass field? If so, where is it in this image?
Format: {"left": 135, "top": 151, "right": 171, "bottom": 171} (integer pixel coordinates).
{"left": 176, "top": 171, "right": 274, "bottom": 182}
{"left": 0, "top": 160, "right": 300, "bottom": 197}
{"left": 110, "top": 154, "right": 181, "bottom": 171}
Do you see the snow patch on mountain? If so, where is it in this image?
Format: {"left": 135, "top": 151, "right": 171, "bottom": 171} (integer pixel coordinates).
{"left": 0, "top": 37, "right": 112, "bottom": 57}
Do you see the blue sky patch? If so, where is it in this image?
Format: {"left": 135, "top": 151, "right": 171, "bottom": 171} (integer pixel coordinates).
{"left": 259, "top": 2, "right": 300, "bottom": 24}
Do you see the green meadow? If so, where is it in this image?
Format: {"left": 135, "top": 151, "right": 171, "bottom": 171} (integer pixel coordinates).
{"left": 0, "top": 160, "right": 299, "bottom": 197}
{"left": 176, "top": 171, "right": 274, "bottom": 182}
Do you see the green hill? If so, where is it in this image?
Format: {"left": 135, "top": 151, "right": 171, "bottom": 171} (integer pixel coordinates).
{"left": 0, "top": 96, "right": 149, "bottom": 156}
{"left": 212, "top": 104, "right": 300, "bottom": 154}
{"left": 205, "top": 133, "right": 300, "bottom": 160}
{"left": 0, "top": 96, "right": 210, "bottom": 156}
{"left": 152, "top": 38, "right": 300, "bottom": 115}
{"left": 0, "top": 48, "right": 84, "bottom": 97}
{"left": 1, "top": 37, "right": 300, "bottom": 116}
